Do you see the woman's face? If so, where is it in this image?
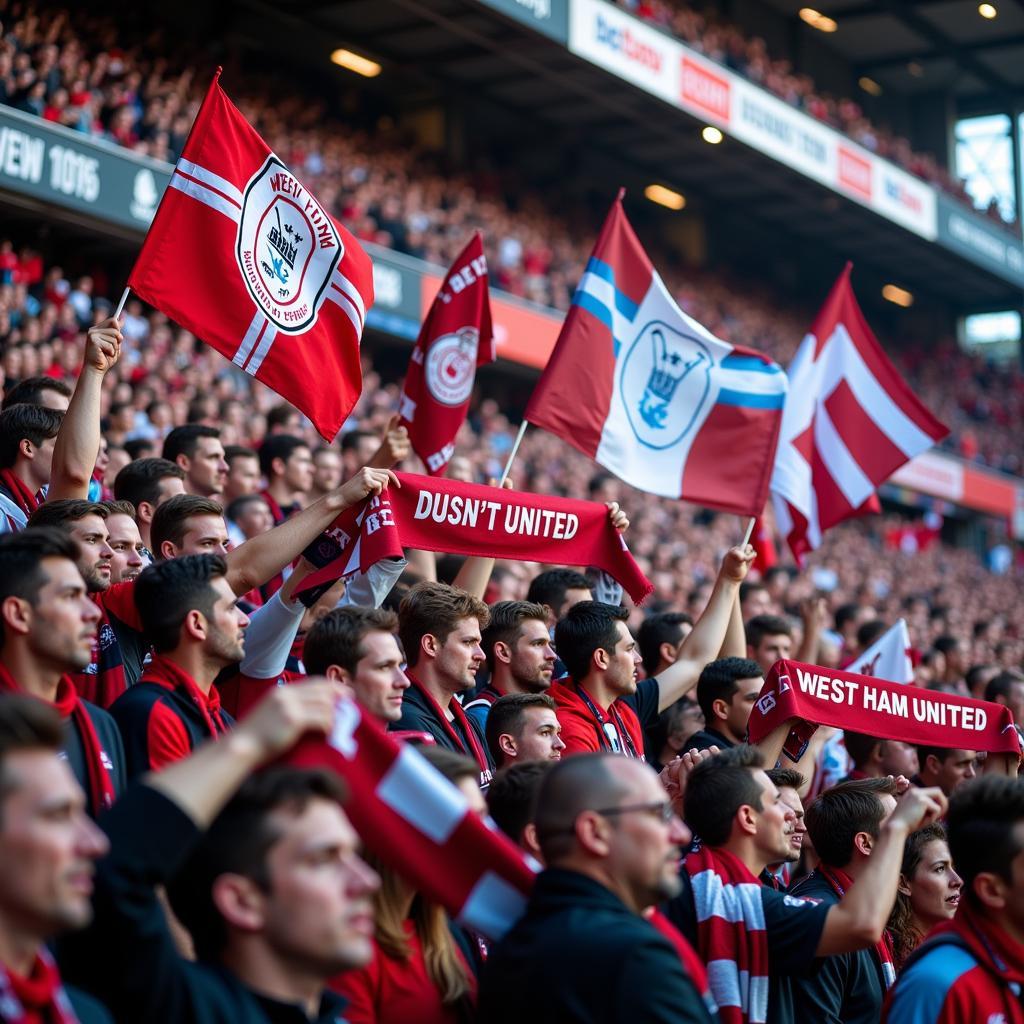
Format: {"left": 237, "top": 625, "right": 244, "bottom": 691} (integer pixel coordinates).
{"left": 904, "top": 839, "right": 962, "bottom": 928}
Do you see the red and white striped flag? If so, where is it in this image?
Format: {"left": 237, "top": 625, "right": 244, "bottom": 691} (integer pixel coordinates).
{"left": 128, "top": 70, "right": 372, "bottom": 441}
{"left": 770, "top": 265, "right": 947, "bottom": 563}
{"left": 285, "top": 698, "right": 536, "bottom": 940}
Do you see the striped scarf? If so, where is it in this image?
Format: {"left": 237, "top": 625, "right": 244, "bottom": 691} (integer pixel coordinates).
{"left": 0, "top": 950, "right": 79, "bottom": 1024}
{"left": 685, "top": 844, "right": 769, "bottom": 1024}
{"left": 819, "top": 865, "right": 896, "bottom": 988}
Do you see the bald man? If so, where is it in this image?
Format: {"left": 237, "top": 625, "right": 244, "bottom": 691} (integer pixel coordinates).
{"left": 479, "top": 753, "right": 714, "bottom": 1023}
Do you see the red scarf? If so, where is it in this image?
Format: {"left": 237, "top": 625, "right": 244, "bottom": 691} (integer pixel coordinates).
{"left": 139, "top": 654, "right": 230, "bottom": 738}
{"left": 0, "top": 950, "right": 79, "bottom": 1024}
{"left": 0, "top": 664, "right": 115, "bottom": 817}
{"left": 748, "top": 660, "right": 1022, "bottom": 760}
{"left": 647, "top": 908, "right": 713, "bottom": 1006}
{"left": 298, "top": 475, "right": 653, "bottom": 606}
{"left": 68, "top": 603, "right": 127, "bottom": 710}
{"left": 819, "top": 864, "right": 896, "bottom": 988}
{"left": 0, "top": 468, "right": 42, "bottom": 518}
{"left": 684, "top": 844, "right": 769, "bottom": 1024}
{"left": 932, "top": 899, "right": 1024, "bottom": 986}
{"left": 405, "top": 673, "right": 491, "bottom": 785}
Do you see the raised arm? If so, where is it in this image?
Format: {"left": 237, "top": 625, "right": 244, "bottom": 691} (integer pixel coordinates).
{"left": 223, "top": 467, "right": 397, "bottom": 597}
{"left": 48, "top": 316, "right": 122, "bottom": 500}
{"left": 718, "top": 584, "right": 746, "bottom": 659}
{"left": 654, "top": 545, "right": 755, "bottom": 712}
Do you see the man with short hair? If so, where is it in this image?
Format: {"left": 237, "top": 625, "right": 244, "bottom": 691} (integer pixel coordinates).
{"left": 151, "top": 494, "right": 232, "bottom": 560}
{"left": 112, "top": 457, "right": 186, "bottom": 551}
{"left": 226, "top": 494, "right": 274, "bottom": 543}
{"left": 637, "top": 612, "right": 694, "bottom": 679}
{"left": 933, "top": 635, "right": 969, "bottom": 694}
{"left": 480, "top": 753, "right": 713, "bottom": 1023}
{"left": 1, "top": 375, "right": 72, "bottom": 411}
{"left": 222, "top": 445, "right": 262, "bottom": 506}
{"left": 550, "top": 548, "right": 754, "bottom": 760}
{"left": 914, "top": 746, "right": 978, "bottom": 797}
{"left": 259, "top": 435, "right": 313, "bottom": 523}
{"left": 0, "top": 528, "right": 124, "bottom": 817}
{"left": 665, "top": 745, "right": 945, "bottom": 1024}
{"left": 0, "top": 404, "right": 62, "bottom": 531}
{"left": 746, "top": 613, "right": 794, "bottom": 676}
{"left": 740, "top": 580, "right": 773, "bottom": 621}
{"left": 486, "top": 760, "right": 553, "bottom": 859}
{"left": 763, "top": 766, "right": 806, "bottom": 888}
{"left": 843, "top": 731, "right": 919, "bottom": 781}
{"left": 885, "top": 775, "right": 1024, "bottom": 1023}
{"left": 302, "top": 607, "right": 408, "bottom": 725}
{"left": 984, "top": 669, "right": 1024, "bottom": 726}
{"left": 393, "top": 581, "right": 494, "bottom": 787}
{"left": 63, "top": 679, "right": 379, "bottom": 1024}
{"left": 340, "top": 429, "right": 379, "bottom": 479}
{"left": 110, "top": 555, "right": 248, "bottom": 776}
{"left": 466, "top": 600, "right": 555, "bottom": 730}
{"left": 101, "top": 499, "right": 147, "bottom": 583}
{"left": 0, "top": 695, "right": 111, "bottom": 1022}
{"left": 309, "top": 446, "right": 343, "bottom": 502}
{"left": 525, "top": 568, "right": 592, "bottom": 629}
{"left": 788, "top": 778, "right": 902, "bottom": 1022}
{"left": 486, "top": 693, "right": 565, "bottom": 767}
{"left": 688, "top": 656, "right": 764, "bottom": 752}
{"left": 163, "top": 424, "right": 229, "bottom": 500}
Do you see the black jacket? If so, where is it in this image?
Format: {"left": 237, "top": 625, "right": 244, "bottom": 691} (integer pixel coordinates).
{"left": 784, "top": 869, "right": 886, "bottom": 1024}
{"left": 478, "top": 868, "right": 715, "bottom": 1024}
{"left": 60, "top": 783, "right": 349, "bottom": 1024}
{"left": 685, "top": 727, "right": 736, "bottom": 753}
{"left": 67, "top": 984, "right": 115, "bottom": 1023}
{"left": 65, "top": 700, "right": 126, "bottom": 816}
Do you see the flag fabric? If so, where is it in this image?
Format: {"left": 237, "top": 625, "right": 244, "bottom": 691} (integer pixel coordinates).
{"left": 770, "top": 264, "right": 948, "bottom": 563}
{"left": 297, "top": 472, "right": 654, "bottom": 605}
{"left": 128, "top": 70, "right": 373, "bottom": 441}
{"left": 750, "top": 515, "right": 778, "bottom": 576}
{"left": 845, "top": 619, "right": 914, "bottom": 684}
{"left": 399, "top": 233, "right": 494, "bottom": 474}
{"left": 284, "top": 698, "right": 536, "bottom": 940}
{"left": 524, "top": 193, "right": 787, "bottom": 516}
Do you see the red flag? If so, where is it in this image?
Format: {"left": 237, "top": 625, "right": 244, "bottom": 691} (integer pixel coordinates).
{"left": 285, "top": 699, "right": 536, "bottom": 940}
{"left": 750, "top": 515, "right": 777, "bottom": 575}
{"left": 399, "top": 233, "right": 494, "bottom": 474}
{"left": 127, "top": 70, "right": 372, "bottom": 441}
{"left": 770, "top": 265, "right": 947, "bottom": 563}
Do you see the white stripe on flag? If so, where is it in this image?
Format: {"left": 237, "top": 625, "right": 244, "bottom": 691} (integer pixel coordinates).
{"left": 244, "top": 319, "right": 279, "bottom": 375}
{"left": 233, "top": 311, "right": 270, "bottom": 369}
{"left": 376, "top": 745, "right": 467, "bottom": 844}
{"left": 457, "top": 869, "right": 529, "bottom": 940}
{"left": 716, "top": 366, "right": 787, "bottom": 397}
{"left": 168, "top": 173, "right": 241, "bottom": 223}
{"left": 813, "top": 401, "right": 876, "bottom": 509}
{"left": 327, "top": 283, "right": 364, "bottom": 339}
{"left": 175, "top": 159, "right": 244, "bottom": 208}
{"left": 331, "top": 269, "right": 366, "bottom": 330}
{"left": 577, "top": 271, "right": 638, "bottom": 341}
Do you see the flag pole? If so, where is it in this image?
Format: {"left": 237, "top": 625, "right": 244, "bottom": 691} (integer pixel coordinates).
{"left": 499, "top": 420, "right": 529, "bottom": 486}
{"left": 741, "top": 516, "right": 756, "bottom": 547}
{"left": 113, "top": 286, "right": 130, "bottom": 320}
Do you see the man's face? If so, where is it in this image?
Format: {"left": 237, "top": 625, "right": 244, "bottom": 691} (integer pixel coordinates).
{"left": 1005, "top": 682, "right": 1024, "bottom": 725}
{"left": 604, "top": 621, "right": 641, "bottom": 697}
{"left": 0, "top": 752, "right": 109, "bottom": 938}
{"left": 175, "top": 514, "right": 231, "bottom": 557}
{"left": 105, "top": 513, "right": 147, "bottom": 583}
{"left": 259, "top": 799, "right": 379, "bottom": 976}
{"left": 312, "top": 450, "right": 342, "bottom": 494}
{"left": 750, "top": 632, "right": 792, "bottom": 676}
{"left": 235, "top": 499, "right": 273, "bottom": 540}
{"left": 185, "top": 437, "right": 228, "bottom": 497}
{"left": 349, "top": 631, "right": 408, "bottom": 724}
{"left": 879, "top": 740, "right": 919, "bottom": 779}
{"left": 67, "top": 515, "right": 113, "bottom": 593}
{"left": 722, "top": 676, "right": 763, "bottom": 742}
{"left": 508, "top": 707, "right": 564, "bottom": 763}
{"left": 22, "top": 558, "right": 100, "bottom": 673}
{"left": 281, "top": 446, "right": 313, "bottom": 494}
{"left": 508, "top": 619, "right": 557, "bottom": 693}
{"left": 225, "top": 455, "right": 261, "bottom": 500}
{"left": 777, "top": 785, "right": 806, "bottom": 863}
{"left": 751, "top": 770, "right": 797, "bottom": 864}
{"left": 604, "top": 761, "right": 691, "bottom": 911}
{"left": 201, "top": 576, "right": 248, "bottom": 666}
{"left": 929, "top": 750, "right": 978, "bottom": 797}
{"left": 432, "top": 617, "right": 485, "bottom": 695}
{"left": 742, "top": 588, "right": 772, "bottom": 621}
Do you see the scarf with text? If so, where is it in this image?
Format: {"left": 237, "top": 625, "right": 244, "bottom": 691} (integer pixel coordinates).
{"left": 282, "top": 696, "right": 535, "bottom": 941}
{"left": 819, "top": 864, "right": 896, "bottom": 987}
{"left": 138, "top": 655, "right": 230, "bottom": 739}
{"left": 0, "top": 664, "right": 115, "bottom": 817}
{"left": 297, "top": 473, "right": 653, "bottom": 606}
{"left": 684, "top": 843, "right": 769, "bottom": 1024}
{"left": 0, "top": 468, "right": 42, "bottom": 519}
{"left": 0, "top": 950, "right": 79, "bottom": 1024}
{"left": 747, "top": 660, "right": 1022, "bottom": 761}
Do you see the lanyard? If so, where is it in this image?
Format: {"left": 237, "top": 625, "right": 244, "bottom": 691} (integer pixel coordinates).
{"left": 576, "top": 685, "right": 640, "bottom": 759}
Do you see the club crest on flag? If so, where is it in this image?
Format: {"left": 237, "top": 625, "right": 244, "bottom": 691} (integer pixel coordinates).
{"left": 620, "top": 320, "right": 712, "bottom": 449}
{"left": 425, "top": 327, "right": 480, "bottom": 407}
{"left": 236, "top": 156, "right": 343, "bottom": 334}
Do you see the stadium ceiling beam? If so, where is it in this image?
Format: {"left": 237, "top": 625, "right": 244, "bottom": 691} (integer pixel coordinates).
{"left": 856, "top": 32, "right": 1024, "bottom": 67}
{"left": 824, "top": 0, "right": 936, "bottom": 19}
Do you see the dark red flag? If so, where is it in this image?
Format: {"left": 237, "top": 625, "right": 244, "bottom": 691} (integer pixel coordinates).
{"left": 399, "top": 233, "right": 493, "bottom": 474}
